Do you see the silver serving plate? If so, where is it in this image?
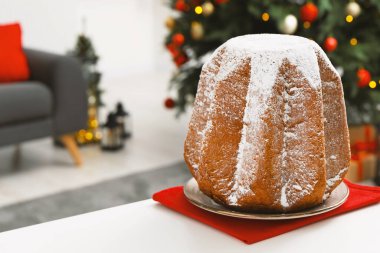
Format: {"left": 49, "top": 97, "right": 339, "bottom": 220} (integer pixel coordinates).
{"left": 184, "top": 178, "right": 349, "bottom": 220}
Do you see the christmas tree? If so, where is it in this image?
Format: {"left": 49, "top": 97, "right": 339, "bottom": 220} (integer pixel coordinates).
{"left": 164, "top": 0, "right": 380, "bottom": 124}
{"left": 69, "top": 34, "right": 103, "bottom": 108}
{"left": 68, "top": 34, "right": 103, "bottom": 144}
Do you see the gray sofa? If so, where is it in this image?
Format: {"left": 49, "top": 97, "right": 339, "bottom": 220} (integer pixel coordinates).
{"left": 0, "top": 49, "right": 87, "bottom": 165}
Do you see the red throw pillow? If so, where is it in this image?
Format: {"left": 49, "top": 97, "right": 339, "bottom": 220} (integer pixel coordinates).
{"left": 0, "top": 23, "right": 30, "bottom": 83}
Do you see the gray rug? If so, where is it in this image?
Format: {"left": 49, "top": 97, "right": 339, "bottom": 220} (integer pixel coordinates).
{"left": 0, "top": 162, "right": 192, "bottom": 233}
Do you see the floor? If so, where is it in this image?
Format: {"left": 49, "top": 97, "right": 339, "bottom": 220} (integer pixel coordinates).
{"left": 0, "top": 72, "right": 191, "bottom": 208}
{"left": 0, "top": 162, "right": 192, "bottom": 232}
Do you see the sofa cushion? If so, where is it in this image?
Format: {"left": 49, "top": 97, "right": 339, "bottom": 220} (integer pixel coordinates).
{"left": 0, "top": 81, "right": 52, "bottom": 126}
{"left": 0, "top": 23, "right": 30, "bottom": 83}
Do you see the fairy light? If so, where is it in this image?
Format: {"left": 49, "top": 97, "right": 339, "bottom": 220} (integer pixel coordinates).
{"left": 262, "top": 12, "right": 270, "bottom": 22}
{"left": 195, "top": 6, "right": 203, "bottom": 15}
{"left": 369, "top": 81, "right": 377, "bottom": 89}
{"left": 346, "top": 15, "right": 354, "bottom": 23}
{"left": 350, "top": 38, "right": 358, "bottom": 46}
{"left": 303, "top": 21, "right": 311, "bottom": 29}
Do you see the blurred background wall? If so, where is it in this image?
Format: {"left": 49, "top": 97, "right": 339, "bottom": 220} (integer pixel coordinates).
{"left": 0, "top": 0, "right": 172, "bottom": 78}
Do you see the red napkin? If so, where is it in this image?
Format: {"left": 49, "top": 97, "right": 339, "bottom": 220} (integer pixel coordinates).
{"left": 153, "top": 180, "right": 380, "bottom": 244}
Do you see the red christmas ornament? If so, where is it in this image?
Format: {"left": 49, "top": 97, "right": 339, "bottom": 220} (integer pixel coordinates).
{"left": 324, "top": 37, "right": 338, "bottom": 52}
{"left": 175, "top": 0, "right": 187, "bottom": 12}
{"left": 172, "top": 33, "right": 185, "bottom": 46}
{"left": 164, "top": 97, "right": 176, "bottom": 109}
{"left": 166, "top": 43, "right": 180, "bottom": 57}
{"left": 357, "top": 68, "right": 371, "bottom": 88}
{"left": 215, "top": 0, "right": 229, "bottom": 4}
{"left": 174, "top": 54, "right": 188, "bottom": 67}
{"left": 300, "top": 3, "right": 319, "bottom": 22}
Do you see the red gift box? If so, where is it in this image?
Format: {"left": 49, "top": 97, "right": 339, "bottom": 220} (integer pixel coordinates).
{"left": 348, "top": 124, "right": 378, "bottom": 182}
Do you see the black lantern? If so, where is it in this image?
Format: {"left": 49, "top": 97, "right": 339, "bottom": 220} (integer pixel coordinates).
{"left": 115, "top": 102, "right": 132, "bottom": 139}
{"left": 100, "top": 112, "right": 123, "bottom": 151}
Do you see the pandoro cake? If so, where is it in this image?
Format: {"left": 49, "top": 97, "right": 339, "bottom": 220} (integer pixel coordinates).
{"left": 184, "top": 34, "right": 350, "bottom": 212}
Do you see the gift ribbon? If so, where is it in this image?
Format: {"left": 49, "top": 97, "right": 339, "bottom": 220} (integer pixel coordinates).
{"left": 351, "top": 141, "right": 377, "bottom": 153}
{"left": 351, "top": 124, "right": 377, "bottom": 153}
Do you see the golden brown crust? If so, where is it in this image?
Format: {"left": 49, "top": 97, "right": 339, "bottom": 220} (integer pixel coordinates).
{"left": 184, "top": 47, "right": 226, "bottom": 197}
{"left": 197, "top": 58, "right": 251, "bottom": 204}
{"left": 277, "top": 60, "right": 326, "bottom": 211}
{"left": 316, "top": 51, "right": 351, "bottom": 194}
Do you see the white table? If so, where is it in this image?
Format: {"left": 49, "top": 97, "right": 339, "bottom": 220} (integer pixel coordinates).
{"left": 0, "top": 199, "right": 378, "bottom": 253}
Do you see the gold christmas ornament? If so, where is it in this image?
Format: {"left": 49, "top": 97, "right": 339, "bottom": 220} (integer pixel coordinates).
{"left": 279, "top": 15, "right": 298, "bottom": 34}
{"left": 346, "top": 15, "right": 354, "bottom": 23}
{"left": 202, "top": 1, "right": 214, "bottom": 16}
{"left": 165, "top": 16, "right": 176, "bottom": 30}
{"left": 346, "top": 1, "right": 361, "bottom": 18}
{"left": 194, "top": 6, "right": 203, "bottom": 15}
{"left": 85, "top": 132, "right": 93, "bottom": 141}
{"left": 75, "top": 104, "right": 101, "bottom": 144}
{"left": 261, "top": 12, "right": 270, "bottom": 22}
{"left": 95, "top": 132, "right": 102, "bottom": 140}
{"left": 369, "top": 81, "right": 377, "bottom": 89}
{"left": 350, "top": 38, "right": 358, "bottom": 46}
{"left": 76, "top": 130, "right": 86, "bottom": 144}
{"left": 191, "top": 21, "right": 204, "bottom": 40}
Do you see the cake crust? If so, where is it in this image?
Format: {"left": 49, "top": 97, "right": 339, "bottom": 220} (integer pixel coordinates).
{"left": 184, "top": 34, "right": 350, "bottom": 213}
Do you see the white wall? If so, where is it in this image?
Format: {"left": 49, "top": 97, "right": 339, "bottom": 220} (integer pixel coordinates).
{"left": 0, "top": 0, "right": 172, "bottom": 79}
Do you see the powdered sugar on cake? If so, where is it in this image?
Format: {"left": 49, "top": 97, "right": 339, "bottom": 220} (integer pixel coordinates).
{"left": 223, "top": 35, "right": 323, "bottom": 207}
{"left": 325, "top": 167, "right": 348, "bottom": 192}
{"left": 187, "top": 44, "right": 253, "bottom": 176}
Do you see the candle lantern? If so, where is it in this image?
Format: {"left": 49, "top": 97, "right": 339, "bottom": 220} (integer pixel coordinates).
{"left": 100, "top": 112, "right": 123, "bottom": 151}
{"left": 115, "top": 102, "right": 132, "bottom": 139}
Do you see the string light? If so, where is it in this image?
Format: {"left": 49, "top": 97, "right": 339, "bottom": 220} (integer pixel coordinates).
{"left": 346, "top": 15, "right": 353, "bottom": 23}
{"left": 350, "top": 38, "right": 358, "bottom": 46}
{"left": 262, "top": 12, "right": 270, "bottom": 22}
{"left": 369, "top": 81, "right": 377, "bottom": 89}
{"left": 303, "top": 21, "right": 311, "bottom": 29}
{"left": 195, "top": 6, "right": 203, "bottom": 15}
